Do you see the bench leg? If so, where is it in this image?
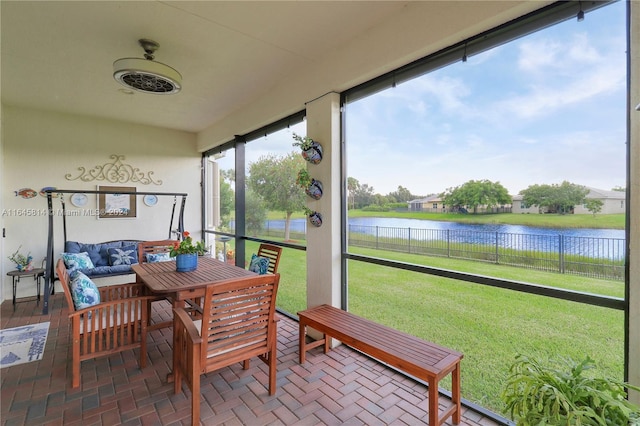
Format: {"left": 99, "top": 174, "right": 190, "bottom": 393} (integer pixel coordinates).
{"left": 428, "top": 379, "right": 439, "bottom": 426}
{"left": 299, "top": 320, "right": 330, "bottom": 364}
{"left": 452, "top": 362, "right": 461, "bottom": 424}
{"left": 299, "top": 321, "right": 306, "bottom": 364}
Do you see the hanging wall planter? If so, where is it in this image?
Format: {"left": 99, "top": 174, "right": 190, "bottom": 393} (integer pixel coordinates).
{"left": 296, "top": 169, "right": 323, "bottom": 200}
{"left": 292, "top": 133, "right": 323, "bottom": 164}
{"left": 305, "top": 179, "right": 323, "bottom": 200}
{"left": 304, "top": 208, "right": 323, "bottom": 227}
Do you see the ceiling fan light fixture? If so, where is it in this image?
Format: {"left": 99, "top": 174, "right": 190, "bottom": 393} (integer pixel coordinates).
{"left": 113, "top": 39, "right": 182, "bottom": 95}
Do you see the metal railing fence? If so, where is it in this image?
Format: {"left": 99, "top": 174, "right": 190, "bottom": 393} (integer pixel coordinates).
{"left": 347, "top": 225, "right": 625, "bottom": 280}
{"left": 257, "top": 221, "right": 625, "bottom": 280}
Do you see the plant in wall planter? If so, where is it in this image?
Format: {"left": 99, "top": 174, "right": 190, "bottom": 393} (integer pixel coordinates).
{"left": 292, "top": 133, "right": 323, "bottom": 164}
{"left": 296, "top": 169, "right": 323, "bottom": 200}
{"left": 501, "top": 354, "right": 640, "bottom": 426}
{"left": 303, "top": 207, "right": 323, "bottom": 227}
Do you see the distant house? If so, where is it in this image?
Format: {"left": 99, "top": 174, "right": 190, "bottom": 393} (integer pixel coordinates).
{"left": 511, "top": 194, "right": 541, "bottom": 214}
{"left": 575, "top": 187, "right": 626, "bottom": 214}
{"left": 408, "top": 194, "right": 511, "bottom": 213}
{"left": 511, "top": 187, "right": 625, "bottom": 214}
{"left": 407, "top": 194, "right": 446, "bottom": 213}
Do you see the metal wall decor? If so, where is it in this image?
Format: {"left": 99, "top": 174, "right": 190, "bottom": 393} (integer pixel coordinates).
{"left": 65, "top": 154, "right": 162, "bottom": 185}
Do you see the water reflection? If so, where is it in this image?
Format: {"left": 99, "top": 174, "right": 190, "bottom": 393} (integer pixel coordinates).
{"left": 264, "top": 217, "right": 624, "bottom": 239}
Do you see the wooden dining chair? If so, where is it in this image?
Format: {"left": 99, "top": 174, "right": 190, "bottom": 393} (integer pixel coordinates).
{"left": 138, "top": 240, "right": 178, "bottom": 330}
{"left": 137, "top": 239, "right": 177, "bottom": 264}
{"left": 172, "top": 273, "right": 280, "bottom": 426}
{"left": 56, "top": 259, "right": 153, "bottom": 388}
{"left": 257, "top": 243, "right": 282, "bottom": 274}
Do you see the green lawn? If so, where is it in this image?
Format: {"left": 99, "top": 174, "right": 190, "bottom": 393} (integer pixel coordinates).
{"left": 256, "top": 241, "right": 625, "bottom": 416}
{"left": 240, "top": 210, "right": 626, "bottom": 416}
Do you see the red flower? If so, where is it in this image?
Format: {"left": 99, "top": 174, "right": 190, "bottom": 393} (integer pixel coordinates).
{"left": 169, "top": 231, "right": 207, "bottom": 256}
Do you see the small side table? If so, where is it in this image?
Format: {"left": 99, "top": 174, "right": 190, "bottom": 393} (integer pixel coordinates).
{"left": 7, "top": 268, "right": 46, "bottom": 310}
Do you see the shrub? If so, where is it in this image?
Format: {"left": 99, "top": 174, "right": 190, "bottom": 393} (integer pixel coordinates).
{"left": 501, "top": 354, "right": 640, "bottom": 425}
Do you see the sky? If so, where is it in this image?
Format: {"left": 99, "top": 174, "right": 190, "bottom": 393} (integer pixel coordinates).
{"left": 218, "top": 1, "right": 627, "bottom": 198}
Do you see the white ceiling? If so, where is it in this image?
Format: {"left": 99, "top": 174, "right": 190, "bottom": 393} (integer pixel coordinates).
{"left": 1, "top": 1, "right": 548, "bottom": 137}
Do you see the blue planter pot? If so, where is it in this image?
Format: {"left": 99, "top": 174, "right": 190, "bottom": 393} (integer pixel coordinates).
{"left": 305, "top": 179, "right": 323, "bottom": 200}
{"left": 176, "top": 253, "right": 198, "bottom": 272}
{"left": 302, "top": 141, "right": 323, "bottom": 164}
{"left": 308, "top": 211, "right": 323, "bottom": 227}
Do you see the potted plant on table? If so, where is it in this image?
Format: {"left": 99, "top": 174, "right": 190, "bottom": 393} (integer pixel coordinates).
{"left": 501, "top": 354, "right": 640, "bottom": 425}
{"left": 8, "top": 246, "right": 33, "bottom": 271}
{"left": 296, "top": 168, "right": 323, "bottom": 200}
{"left": 170, "top": 231, "right": 207, "bottom": 272}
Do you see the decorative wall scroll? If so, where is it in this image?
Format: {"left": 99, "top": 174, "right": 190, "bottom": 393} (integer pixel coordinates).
{"left": 65, "top": 154, "right": 162, "bottom": 185}
{"left": 98, "top": 186, "right": 136, "bottom": 219}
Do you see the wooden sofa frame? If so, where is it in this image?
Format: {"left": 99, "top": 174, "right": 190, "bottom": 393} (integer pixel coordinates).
{"left": 57, "top": 259, "right": 153, "bottom": 388}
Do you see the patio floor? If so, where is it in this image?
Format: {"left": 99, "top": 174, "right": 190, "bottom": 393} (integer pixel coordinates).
{"left": 1, "top": 294, "right": 506, "bottom": 425}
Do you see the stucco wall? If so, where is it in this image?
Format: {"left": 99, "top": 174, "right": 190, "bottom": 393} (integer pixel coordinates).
{"left": 1, "top": 106, "right": 200, "bottom": 302}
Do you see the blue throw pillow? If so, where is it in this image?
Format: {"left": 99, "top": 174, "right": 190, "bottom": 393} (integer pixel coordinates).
{"left": 249, "top": 254, "right": 270, "bottom": 275}
{"left": 61, "top": 252, "right": 95, "bottom": 273}
{"left": 146, "top": 252, "right": 173, "bottom": 263}
{"left": 69, "top": 271, "right": 100, "bottom": 310}
{"left": 108, "top": 244, "right": 138, "bottom": 266}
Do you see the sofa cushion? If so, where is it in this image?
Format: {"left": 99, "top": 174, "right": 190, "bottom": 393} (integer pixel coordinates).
{"left": 61, "top": 252, "right": 95, "bottom": 273}
{"left": 65, "top": 240, "right": 140, "bottom": 267}
{"left": 146, "top": 252, "right": 173, "bottom": 263}
{"left": 80, "top": 264, "right": 133, "bottom": 277}
{"left": 249, "top": 254, "right": 270, "bottom": 275}
{"left": 108, "top": 244, "right": 138, "bottom": 266}
{"left": 70, "top": 271, "right": 100, "bottom": 310}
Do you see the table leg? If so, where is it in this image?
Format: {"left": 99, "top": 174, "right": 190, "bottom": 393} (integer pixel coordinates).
{"left": 167, "top": 297, "right": 184, "bottom": 384}
{"left": 36, "top": 274, "right": 42, "bottom": 305}
{"left": 12, "top": 276, "right": 18, "bottom": 310}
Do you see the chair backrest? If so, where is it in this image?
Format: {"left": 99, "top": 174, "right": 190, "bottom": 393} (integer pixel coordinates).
{"left": 257, "top": 243, "right": 282, "bottom": 275}
{"left": 138, "top": 240, "right": 177, "bottom": 263}
{"left": 56, "top": 258, "right": 76, "bottom": 312}
{"left": 199, "top": 273, "right": 280, "bottom": 370}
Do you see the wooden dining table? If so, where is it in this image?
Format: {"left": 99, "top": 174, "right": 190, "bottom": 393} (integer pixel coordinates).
{"left": 132, "top": 256, "right": 257, "bottom": 305}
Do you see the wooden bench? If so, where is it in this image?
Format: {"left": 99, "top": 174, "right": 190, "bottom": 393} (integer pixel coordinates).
{"left": 298, "top": 304, "right": 463, "bottom": 425}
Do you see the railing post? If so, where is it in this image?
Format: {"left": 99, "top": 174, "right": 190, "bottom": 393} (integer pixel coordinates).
{"left": 495, "top": 232, "right": 499, "bottom": 264}
{"left": 376, "top": 226, "right": 379, "bottom": 250}
{"left": 559, "top": 234, "right": 564, "bottom": 274}
{"left": 408, "top": 227, "right": 411, "bottom": 254}
{"left": 447, "top": 229, "right": 450, "bottom": 258}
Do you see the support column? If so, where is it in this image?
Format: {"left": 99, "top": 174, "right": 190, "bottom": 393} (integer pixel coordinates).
{"left": 305, "top": 92, "right": 342, "bottom": 311}
{"left": 627, "top": 0, "right": 639, "bottom": 405}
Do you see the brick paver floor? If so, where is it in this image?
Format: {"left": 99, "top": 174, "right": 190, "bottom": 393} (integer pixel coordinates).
{"left": 1, "top": 294, "right": 506, "bottom": 425}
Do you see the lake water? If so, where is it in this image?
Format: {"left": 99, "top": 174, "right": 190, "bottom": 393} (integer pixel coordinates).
{"left": 263, "top": 217, "right": 625, "bottom": 259}
{"left": 266, "top": 217, "right": 625, "bottom": 239}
